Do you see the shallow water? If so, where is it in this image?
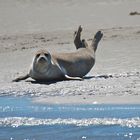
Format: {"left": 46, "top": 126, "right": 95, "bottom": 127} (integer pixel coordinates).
{"left": 0, "top": 97, "right": 140, "bottom": 140}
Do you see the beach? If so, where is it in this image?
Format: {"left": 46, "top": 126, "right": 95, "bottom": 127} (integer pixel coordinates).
{"left": 0, "top": 0, "right": 140, "bottom": 104}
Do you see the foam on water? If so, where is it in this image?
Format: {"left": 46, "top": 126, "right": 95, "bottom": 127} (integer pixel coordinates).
{"left": 1, "top": 105, "right": 140, "bottom": 112}
{"left": 0, "top": 117, "right": 140, "bottom": 128}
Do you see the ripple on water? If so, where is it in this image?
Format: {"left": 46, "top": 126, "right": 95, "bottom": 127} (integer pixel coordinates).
{"left": 0, "top": 117, "right": 140, "bottom": 128}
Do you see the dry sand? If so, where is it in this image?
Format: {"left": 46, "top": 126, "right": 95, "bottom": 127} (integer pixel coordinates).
{"left": 0, "top": 0, "right": 140, "bottom": 104}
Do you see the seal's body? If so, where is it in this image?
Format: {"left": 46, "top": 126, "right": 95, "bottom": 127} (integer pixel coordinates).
{"left": 30, "top": 48, "right": 95, "bottom": 81}
{"left": 13, "top": 26, "right": 103, "bottom": 82}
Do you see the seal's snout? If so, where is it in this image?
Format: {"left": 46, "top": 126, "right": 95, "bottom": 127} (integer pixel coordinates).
{"left": 39, "top": 56, "right": 46, "bottom": 62}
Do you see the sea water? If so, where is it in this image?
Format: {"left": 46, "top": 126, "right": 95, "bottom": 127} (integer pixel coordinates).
{"left": 0, "top": 97, "right": 140, "bottom": 140}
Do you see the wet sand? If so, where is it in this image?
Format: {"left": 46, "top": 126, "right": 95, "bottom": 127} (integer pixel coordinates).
{"left": 0, "top": 0, "right": 140, "bottom": 104}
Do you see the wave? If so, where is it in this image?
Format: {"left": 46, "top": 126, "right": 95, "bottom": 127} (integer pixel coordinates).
{"left": 1, "top": 106, "right": 140, "bottom": 113}
{"left": 0, "top": 117, "right": 140, "bottom": 128}
{"left": 1, "top": 104, "right": 140, "bottom": 111}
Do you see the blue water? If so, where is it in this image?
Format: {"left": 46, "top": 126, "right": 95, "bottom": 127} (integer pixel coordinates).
{"left": 0, "top": 97, "right": 140, "bottom": 140}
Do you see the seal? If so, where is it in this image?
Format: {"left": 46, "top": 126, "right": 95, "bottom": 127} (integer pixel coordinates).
{"left": 13, "top": 26, "right": 103, "bottom": 82}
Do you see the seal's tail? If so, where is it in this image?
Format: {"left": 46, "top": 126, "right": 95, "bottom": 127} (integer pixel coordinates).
{"left": 90, "top": 31, "right": 103, "bottom": 52}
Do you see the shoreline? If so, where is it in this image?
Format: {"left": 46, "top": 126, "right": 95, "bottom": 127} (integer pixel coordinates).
{"left": 33, "top": 95, "right": 140, "bottom": 105}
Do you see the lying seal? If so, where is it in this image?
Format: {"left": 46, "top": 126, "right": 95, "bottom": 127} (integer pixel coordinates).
{"left": 13, "top": 26, "right": 103, "bottom": 82}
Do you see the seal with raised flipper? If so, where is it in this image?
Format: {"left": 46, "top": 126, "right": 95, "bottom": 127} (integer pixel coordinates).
{"left": 13, "top": 26, "right": 103, "bottom": 82}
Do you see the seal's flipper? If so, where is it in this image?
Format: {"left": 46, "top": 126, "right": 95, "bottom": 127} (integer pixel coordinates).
{"left": 57, "top": 65, "right": 82, "bottom": 81}
{"left": 64, "top": 74, "right": 83, "bottom": 81}
{"left": 12, "top": 74, "right": 29, "bottom": 82}
{"left": 90, "top": 31, "right": 103, "bottom": 52}
{"left": 74, "top": 25, "right": 83, "bottom": 49}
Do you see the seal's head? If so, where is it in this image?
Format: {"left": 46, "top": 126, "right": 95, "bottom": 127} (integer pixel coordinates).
{"left": 32, "top": 50, "right": 51, "bottom": 74}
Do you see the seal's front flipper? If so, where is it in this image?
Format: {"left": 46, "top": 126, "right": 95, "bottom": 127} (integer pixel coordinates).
{"left": 65, "top": 74, "right": 83, "bottom": 81}
{"left": 12, "top": 74, "right": 29, "bottom": 82}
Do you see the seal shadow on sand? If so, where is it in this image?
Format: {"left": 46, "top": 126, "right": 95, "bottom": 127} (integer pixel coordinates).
{"left": 25, "top": 74, "right": 113, "bottom": 85}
